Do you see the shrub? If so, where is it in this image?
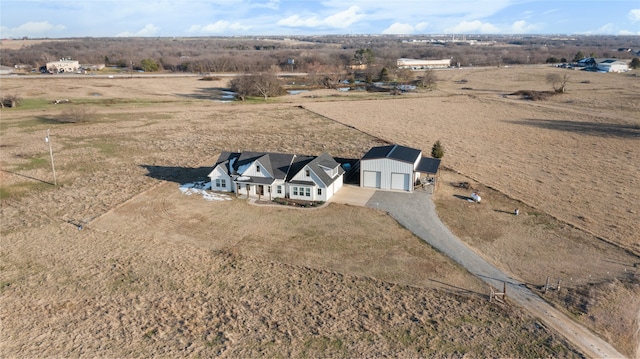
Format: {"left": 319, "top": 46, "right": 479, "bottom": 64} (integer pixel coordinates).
{"left": 431, "top": 140, "right": 444, "bottom": 159}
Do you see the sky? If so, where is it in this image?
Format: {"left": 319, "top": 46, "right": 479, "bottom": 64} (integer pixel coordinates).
{"left": 1, "top": 0, "right": 639, "bottom": 38}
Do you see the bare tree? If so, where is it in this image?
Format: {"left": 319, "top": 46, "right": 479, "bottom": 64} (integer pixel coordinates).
{"left": 229, "top": 73, "right": 285, "bottom": 101}
{"left": 546, "top": 73, "right": 569, "bottom": 93}
{"left": 415, "top": 69, "right": 437, "bottom": 90}
{"left": 0, "top": 93, "right": 21, "bottom": 108}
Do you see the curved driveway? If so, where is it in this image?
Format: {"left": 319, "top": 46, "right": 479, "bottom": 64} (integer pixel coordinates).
{"left": 366, "top": 190, "right": 625, "bottom": 359}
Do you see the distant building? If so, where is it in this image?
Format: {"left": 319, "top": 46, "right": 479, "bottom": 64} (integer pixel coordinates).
{"left": 46, "top": 58, "right": 80, "bottom": 73}
{"left": 576, "top": 57, "right": 629, "bottom": 73}
{"left": 0, "top": 65, "right": 14, "bottom": 75}
{"left": 596, "top": 59, "right": 629, "bottom": 73}
{"left": 397, "top": 58, "right": 451, "bottom": 70}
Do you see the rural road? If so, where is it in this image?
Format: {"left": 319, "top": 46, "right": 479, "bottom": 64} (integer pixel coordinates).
{"left": 366, "top": 190, "right": 626, "bottom": 359}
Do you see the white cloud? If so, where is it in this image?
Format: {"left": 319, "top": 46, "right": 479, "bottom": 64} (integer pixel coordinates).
{"left": 278, "top": 5, "right": 365, "bottom": 29}
{"left": 415, "top": 22, "right": 429, "bottom": 31}
{"left": 445, "top": 20, "right": 500, "bottom": 34}
{"left": 116, "top": 24, "right": 159, "bottom": 37}
{"left": 382, "top": 23, "right": 414, "bottom": 34}
{"left": 188, "top": 21, "right": 251, "bottom": 34}
{"left": 511, "top": 20, "right": 537, "bottom": 33}
{"left": 0, "top": 21, "right": 66, "bottom": 38}
{"left": 629, "top": 9, "right": 640, "bottom": 22}
{"left": 618, "top": 29, "right": 640, "bottom": 35}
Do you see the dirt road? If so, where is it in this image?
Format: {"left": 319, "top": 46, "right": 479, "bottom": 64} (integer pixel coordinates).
{"left": 367, "top": 190, "right": 626, "bottom": 359}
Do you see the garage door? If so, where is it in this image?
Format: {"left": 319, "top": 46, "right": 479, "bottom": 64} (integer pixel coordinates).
{"left": 391, "top": 172, "right": 410, "bottom": 191}
{"left": 363, "top": 171, "right": 381, "bottom": 188}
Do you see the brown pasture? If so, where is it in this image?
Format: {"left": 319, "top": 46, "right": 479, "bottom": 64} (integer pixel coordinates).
{"left": 1, "top": 67, "right": 638, "bottom": 357}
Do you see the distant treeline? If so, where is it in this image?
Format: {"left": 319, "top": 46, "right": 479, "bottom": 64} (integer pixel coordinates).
{"left": 1, "top": 35, "right": 638, "bottom": 73}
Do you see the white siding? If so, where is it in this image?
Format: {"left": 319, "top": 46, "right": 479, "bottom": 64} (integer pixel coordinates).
{"left": 291, "top": 165, "right": 322, "bottom": 185}
{"left": 241, "top": 160, "right": 272, "bottom": 179}
{"left": 208, "top": 166, "right": 232, "bottom": 192}
{"left": 361, "top": 158, "right": 414, "bottom": 191}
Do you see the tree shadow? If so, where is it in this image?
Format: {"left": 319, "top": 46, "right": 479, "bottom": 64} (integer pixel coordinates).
{"left": 139, "top": 165, "right": 212, "bottom": 185}
{"left": 494, "top": 209, "right": 517, "bottom": 215}
{"left": 504, "top": 119, "right": 640, "bottom": 139}
{"left": 175, "top": 87, "right": 236, "bottom": 101}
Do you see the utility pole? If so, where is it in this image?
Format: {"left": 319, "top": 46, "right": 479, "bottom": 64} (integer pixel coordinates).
{"left": 45, "top": 129, "right": 57, "bottom": 186}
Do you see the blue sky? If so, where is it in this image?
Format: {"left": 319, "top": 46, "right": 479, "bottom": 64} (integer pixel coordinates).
{"left": 1, "top": 0, "right": 639, "bottom": 38}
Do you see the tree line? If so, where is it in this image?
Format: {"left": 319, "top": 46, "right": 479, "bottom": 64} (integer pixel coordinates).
{"left": 2, "top": 35, "right": 638, "bottom": 74}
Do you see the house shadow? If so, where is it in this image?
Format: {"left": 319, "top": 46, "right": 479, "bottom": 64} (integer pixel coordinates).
{"left": 140, "top": 165, "right": 212, "bottom": 185}
{"left": 504, "top": 118, "right": 640, "bottom": 139}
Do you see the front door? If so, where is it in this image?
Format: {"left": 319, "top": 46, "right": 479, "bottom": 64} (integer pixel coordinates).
{"left": 257, "top": 185, "right": 264, "bottom": 196}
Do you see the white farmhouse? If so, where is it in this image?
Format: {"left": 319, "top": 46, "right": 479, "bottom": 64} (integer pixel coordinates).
{"left": 208, "top": 151, "right": 344, "bottom": 201}
{"left": 360, "top": 144, "right": 440, "bottom": 192}
{"left": 46, "top": 58, "right": 80, "bottom": 73}
{"left": 397, "top": 58, "right": 451, "bottom": 70}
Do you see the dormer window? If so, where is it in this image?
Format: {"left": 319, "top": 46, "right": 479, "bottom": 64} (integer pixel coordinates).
{"left": 305, "top": 169, "right": 310, "bottom": 177}
{"left": 256, "top": 165, "right": 261, "bottom": 173}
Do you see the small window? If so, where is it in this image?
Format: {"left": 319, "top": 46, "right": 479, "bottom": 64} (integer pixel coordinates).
{"left": 267, "top": 186, "right": 271, "bottom": 193}
{"left": 221, "top": 179, "right": 226, "bottom": 187}
{"left": 215, "top": 179, "right": 221, "bottom": 187}
{"left": 317, "top": 188, "right": 322, "bottom": 195}
{"left": 305, "top": 169, "right": 310, "bottom": 177}
{"left": 305, "top": 188, "right": 311, "bottom": 197}
{"left": 293, "top": 187, "right": 298, "bottom": 196}
{"left": 277, "top": 186, "right": 282, "bottom": 194}
{"left": 256, "top": 165, "right": 261, "bottom": 173}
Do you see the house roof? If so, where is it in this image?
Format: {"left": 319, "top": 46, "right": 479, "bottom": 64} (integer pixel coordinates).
{"left": 362, "top": 144, "right": 422, "bottom": 164}
{"left": 233, "top": 151, "right": 296, "bottom": 180}
{"left": 305, "top": 152, "right": 345, "bottom": 187}
{"left": 416, "top": 157, "right": 441, "bottom": 174}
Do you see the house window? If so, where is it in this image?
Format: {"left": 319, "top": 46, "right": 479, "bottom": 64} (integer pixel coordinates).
{"left": 277, "top": 186, "right": 282, "bottom": 194}
{"left": 267, "top": 186, "right": 271, "bottom": 193}
{"left": 293, "top": 187, "right": 298, "bottom": 196}
{"left": 317, "top": 188, "right": 322, "bottom": 195}
{"left": 221, "top": 179, "right": 226, "bottom": 187}
{"left": 305, "top": 169, "right": 310, "bottom": 177}
{"left": 256, "top": 165, "right": 261, "bottom": 173}
{"left": 305, "top": 188, "right": 311, "bottom": 197}
{"left": 215, "top": 179, "right": 221, "bottom": 187}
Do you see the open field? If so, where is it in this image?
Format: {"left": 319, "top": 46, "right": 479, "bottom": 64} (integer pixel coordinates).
{"left": 1, "top": 67, "right": 638, "bottom": 357}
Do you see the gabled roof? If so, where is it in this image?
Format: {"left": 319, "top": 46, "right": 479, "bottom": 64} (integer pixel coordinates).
{"left": 305, "top": 152, "right": 345, "bottom": 186}
{"left": 211, "top": 151, "right": 294, "bottom": 180}
{"left": 416, "top": 157, "right": 441, "bottom": 174}
{"left": 361, "top": 144, "right": 421, "bottom": 164}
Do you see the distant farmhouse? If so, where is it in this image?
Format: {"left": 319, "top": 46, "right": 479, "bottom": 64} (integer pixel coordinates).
{"left": 397, "top": 58, "right": 452, "bottom": 70}
{"left": 208, "top": 151, "right": 344, "bottom": 202}
{"left": 576, "top": 57, "right": 629, "bottom": 73}
{"left": 46, "top": 58, "right": 80, "bottom": 73}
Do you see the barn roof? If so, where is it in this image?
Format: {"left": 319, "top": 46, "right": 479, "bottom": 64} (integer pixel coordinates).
{"left": 416, "top": 157, "right": 441, "bottom": 174}
{"left": 362, "top": 144, "right": 422, "bottom": 164}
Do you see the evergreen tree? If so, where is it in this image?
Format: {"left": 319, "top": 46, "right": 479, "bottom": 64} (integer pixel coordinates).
{"left": 431, "top": 140, "right": 444, "bottom": 158}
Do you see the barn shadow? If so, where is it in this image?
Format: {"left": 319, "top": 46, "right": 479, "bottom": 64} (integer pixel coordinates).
{"left": 140, "top": 165, "right": 211, "bottom": 185}
{"left": 504, "top": 119, "right": 640, "bottom": 138}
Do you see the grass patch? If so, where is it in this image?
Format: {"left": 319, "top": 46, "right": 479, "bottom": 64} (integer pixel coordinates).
{"left": 0, "top": 181, "right": 55, "bottom": 201}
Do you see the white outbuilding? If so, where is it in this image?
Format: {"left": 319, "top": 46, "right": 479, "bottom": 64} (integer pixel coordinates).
{"left": 360, "top": 144, "right": 441, "bottom": 192}
{"left": 596, "top": 59, "right": 629, "bottom": 73}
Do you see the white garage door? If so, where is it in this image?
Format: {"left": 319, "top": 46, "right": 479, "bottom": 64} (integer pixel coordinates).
{"left": 363, "top": 171, "right": 381, "bottom": 188}
{"left": 391, "top": 172, "right": 410, "bottom": 191}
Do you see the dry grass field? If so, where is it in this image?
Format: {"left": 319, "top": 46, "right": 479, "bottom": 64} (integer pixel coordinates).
{"left": 0, "top": 67, "right": 638, "bottom": 357}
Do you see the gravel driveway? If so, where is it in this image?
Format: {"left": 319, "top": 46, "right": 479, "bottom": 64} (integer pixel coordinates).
{"left": 366, "top": 189, "right": 625, "bottom": 359}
